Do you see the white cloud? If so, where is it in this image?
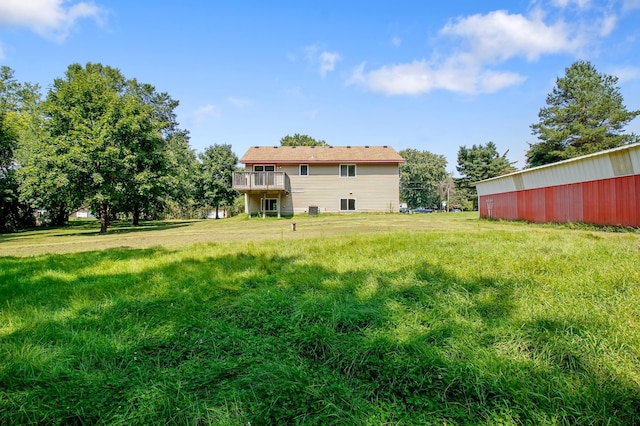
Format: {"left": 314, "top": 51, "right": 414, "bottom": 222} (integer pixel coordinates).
{"left": 350, "top": 10, "right": 577, "bottom": 95}
{"left": 319, "top": 51, "right": 341, "bottom": 77}
{"left": 304, "top": 44, "right": 341, "bottom": 77}
{"left": 478, "top": 69, "right": 528, "bottom": 93}
{"left": 550, "top": 0, "right": 591, "bottom": 9}
{"left": 0, "top": 0, "right": 104, "bottom": 42}
{"left": 228, "top": 97, "right": 253, "bottom": 108}
{"left": 348, "top": 58, "right": 526, "bottom": 96}
{"left": 440, "top": 10, "right": 580, "bottom": 62}
{"left": 611, "top": 66, "right": 640, "bottom": 83}
{"left": 599, "top": 14, "right": 617, "bottom": 36}
{"left": 193, "top": 104, "right": 220, "bottom": 124}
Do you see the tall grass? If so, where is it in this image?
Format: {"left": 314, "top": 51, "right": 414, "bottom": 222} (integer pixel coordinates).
{"left": 1, "top": 214, "right": 639, "bottom": 424}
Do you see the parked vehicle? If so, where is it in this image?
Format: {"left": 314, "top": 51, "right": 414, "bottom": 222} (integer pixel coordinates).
{"left": 413, "top": 207, "right": 433, "bottom": 213}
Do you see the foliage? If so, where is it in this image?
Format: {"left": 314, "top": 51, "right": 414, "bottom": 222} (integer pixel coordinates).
{"left": 20, "top": 63, "right": 127, "bottom": 231}
{"left": 1, "top": 215, "right": 639, "bottom": 425}
{"left": 437, "top": 174, "right": 470, "bottom": 211}
{"left": 0, "top": 168, "right": 35, "bottom": 232}
{"left": 0, "top": 66, "right": 38, "bottom": 231}
{"left": 399, "top": 148, "right": 448, "bottom": 209}
{"left": 17, "top": 63, "right": 189, "bottom": 232}
{"left": 527, "top": 60, "right": 640, "bottom": 167}
{"left": 162, "top": 130, "right": 198, "bottom": 216}
{"left": 456, "top": 142, "right": 515, "bottom": 209}
{"left": 113, "top": 80, "right": 186, "bottom": 225}
{"left": 196, "top": 144, "right": 239, "bottom": 219}
{"left": 279, "top": 133, "right": 327, "bottom": 146}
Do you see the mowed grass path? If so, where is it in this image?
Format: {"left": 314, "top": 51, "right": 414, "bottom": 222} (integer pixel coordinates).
{"left": 1, "top": 213, "right": 639, "bottom": 424}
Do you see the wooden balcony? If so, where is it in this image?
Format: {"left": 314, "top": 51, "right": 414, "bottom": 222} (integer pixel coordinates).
{"left": 232, "top": 171, "right": 290, "bottom": 193}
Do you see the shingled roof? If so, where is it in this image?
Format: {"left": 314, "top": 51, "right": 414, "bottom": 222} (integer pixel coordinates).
{"left": 239, "top": 146, "right": 404, "bottom": 164}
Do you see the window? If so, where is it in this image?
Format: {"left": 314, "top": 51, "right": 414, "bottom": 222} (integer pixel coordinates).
{"left": 261, "top": 198, "right": 278, "bottom": 212}
{"left": 340, "top": 164, "right": 356, "bottom": 177}
{"left": 340, "top": 198, "right": 356, "bottom": 211}
{"left": 254, "top": 165, "right": 275, "bottom": 172}
{"left": 299, "top": 164, "right": 309, "bottom": 176}
{"left": 253, "top": 165, "right": 276, "bottom": 186}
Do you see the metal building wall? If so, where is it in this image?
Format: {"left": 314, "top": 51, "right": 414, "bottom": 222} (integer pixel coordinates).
{"left": 476, "top": 144, "right": 640, "bottom": 227}
{"left": 478, "top": 174, "right": 639, "bottom": 227}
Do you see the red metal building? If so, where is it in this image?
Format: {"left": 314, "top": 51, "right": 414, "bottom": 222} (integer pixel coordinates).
{"left": 474, "top": 143, "right": 640, "bottom": 227}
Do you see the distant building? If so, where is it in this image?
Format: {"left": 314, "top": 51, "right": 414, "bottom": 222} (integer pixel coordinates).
{"left": 474, "top": 143, "right": 640, "bottom": 227}
{"left": 69, "top": 208, "right": 95, "bottom": 219}
{"left": 232, "top": 145, "right": 404, "bottom": 217}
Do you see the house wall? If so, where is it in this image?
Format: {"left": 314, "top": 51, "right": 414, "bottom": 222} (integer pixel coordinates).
{"left": 245, "top": 192, "right": 291, "bottom": 216}
{"left": 245, "top": 162, "right": 401, "bottom": 214}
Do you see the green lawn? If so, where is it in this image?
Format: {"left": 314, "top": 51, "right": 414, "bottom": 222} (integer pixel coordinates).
{"left": 1, "top": 213, "right": 639, "bottom": 424}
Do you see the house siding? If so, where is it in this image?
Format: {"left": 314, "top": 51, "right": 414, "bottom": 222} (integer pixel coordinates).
{"left": 246, "top": 163, "right": 400, "bottom": 214}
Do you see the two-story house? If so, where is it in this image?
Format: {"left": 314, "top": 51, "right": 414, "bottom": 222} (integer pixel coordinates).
{"left": 232, "top": 145, "right": 404, "bottom": 217}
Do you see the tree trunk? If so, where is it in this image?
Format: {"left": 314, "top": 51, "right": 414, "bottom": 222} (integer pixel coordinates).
{"left": 133, "top": 203, "right": 140, "bottom": 226}
{"left": 99, "top": 203, "right": 110, "bottom": 233}
{"left": 51, "top": 203, "right": 67, "bottom": 226}
{"left": 215, "top": 205, "right": 219, "bottom": 219}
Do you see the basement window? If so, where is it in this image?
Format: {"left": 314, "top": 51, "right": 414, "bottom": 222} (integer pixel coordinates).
{"left": 261, "top": 198, "right": 278, "bottom": 212}
{"left": 340, "top": 198, "right": 356, "bottom": 211}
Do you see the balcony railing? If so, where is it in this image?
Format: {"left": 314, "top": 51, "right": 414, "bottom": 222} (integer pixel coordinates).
{"left": 232, "top": 171, "right": 290, "bottom": 193}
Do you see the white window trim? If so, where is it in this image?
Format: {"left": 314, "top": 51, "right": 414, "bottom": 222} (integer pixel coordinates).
{"left": 299, "top": 164, "right": 309, "bottom": 176}
{"left": 339, "top": 198, "right": 357, "bottom": 211}
{"left": 339, "top": 164, "right": 357, "bottom": 177}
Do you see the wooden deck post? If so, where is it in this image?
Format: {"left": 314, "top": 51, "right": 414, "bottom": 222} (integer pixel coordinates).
{"left": 277, "top": 193, "right": 281, "bottom": 218}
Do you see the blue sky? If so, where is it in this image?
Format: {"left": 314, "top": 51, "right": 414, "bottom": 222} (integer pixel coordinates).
{"left": 1, "top": 0, "right": 639, "bottom": 172}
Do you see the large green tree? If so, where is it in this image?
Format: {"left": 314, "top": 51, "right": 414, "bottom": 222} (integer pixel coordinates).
{"left": 399, "top": 149, "right": 448, "bottom": 209}
{"left": 115, "top": 80, "right": 183, "bottom": 225}
{"left": 280, "top": 133, "right": 327, "bottom": 146}
{"left": 20, "top": 62, "right": 182, "bottom": 232}
{"left": 0, "top": 66, "right": 39, "bottom": 231}
{"left": 163, "top": 129, "right": 199, "bottom": 218}
{"left": 456, "top": 142, "right": 515, "bottom": 209}
{"left": 46, "top": 63, "right": 130, "bottom": 232}
{"left": 527, "top": 60, "right": 640, "bottom": 167}
{"left": 197, "top": 144, "right": 238, "bottom": 219}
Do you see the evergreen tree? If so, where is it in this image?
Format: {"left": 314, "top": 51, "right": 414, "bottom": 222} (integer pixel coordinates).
{"left": 456, "top": 142, "right": 515, "bottom": 209}
{"left": 527, "top": 60, "right": 639, "bottom": 167}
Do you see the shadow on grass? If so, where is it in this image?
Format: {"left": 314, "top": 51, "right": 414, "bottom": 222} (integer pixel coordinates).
{"left": 67, "top": 220, "right": 195, "bottom": 236}
{"left": 0, "top": 220, "right": 196, "bottom": 242}
{"left": 0, "top": 247, "right": 638, "bottom": 425}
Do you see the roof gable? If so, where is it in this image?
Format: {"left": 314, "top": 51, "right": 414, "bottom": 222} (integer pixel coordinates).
{"left": 240, "top": 145, "right": 404, "bottom": 164}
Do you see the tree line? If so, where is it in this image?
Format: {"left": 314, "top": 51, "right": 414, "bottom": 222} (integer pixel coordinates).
{"left": 0, "top": 63, "right": 239, "bottom": 233}
{"left": 1, "top": 60, "right": 637, "bottom": 231}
